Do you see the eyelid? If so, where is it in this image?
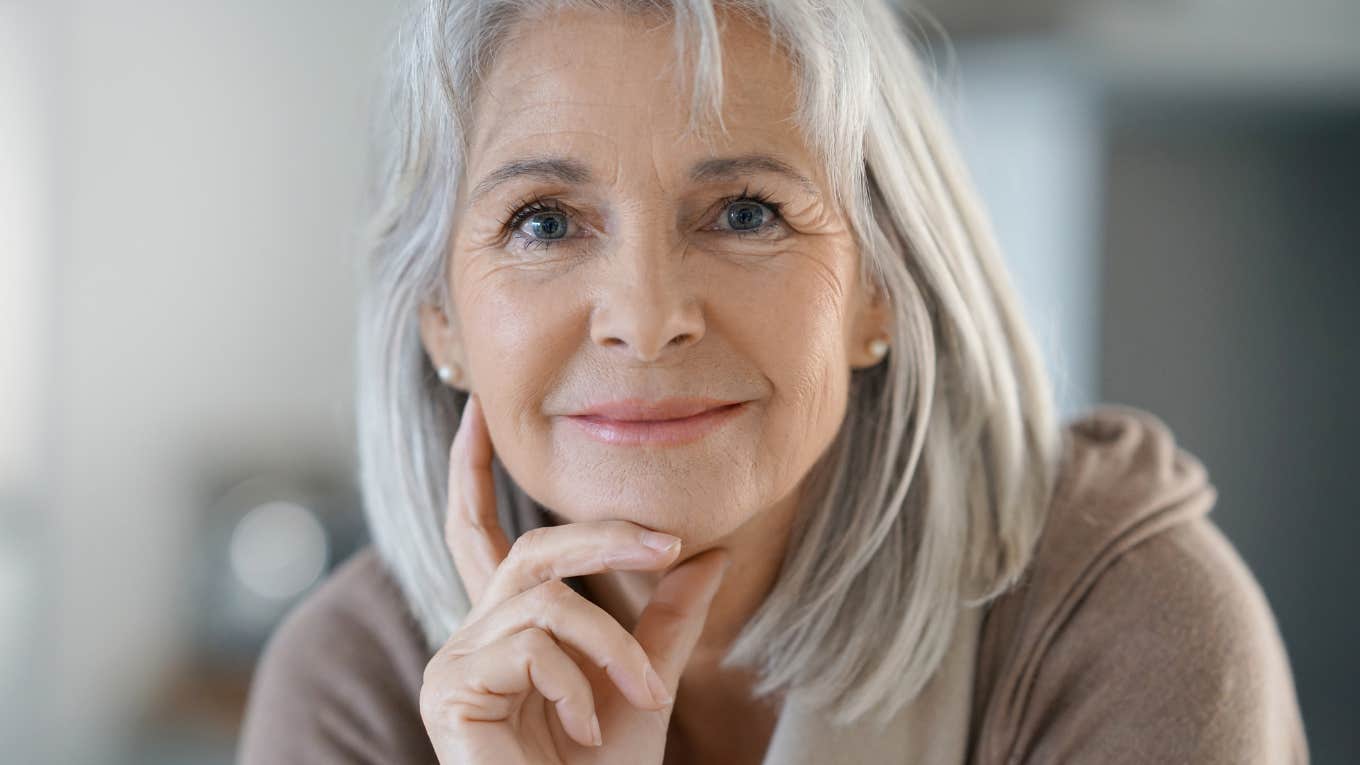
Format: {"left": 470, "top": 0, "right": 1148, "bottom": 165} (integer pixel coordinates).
{"left": 504, "top": 198, "right": 588, "bottom": 251}
{"left": 705, "top": 192, "right": 784, "bottom": 233}
{"left": 501, "top": 187, "right": 787, "bottom": 251}
{"left": 504, "top": 197, "right": 570, "bottom": 231}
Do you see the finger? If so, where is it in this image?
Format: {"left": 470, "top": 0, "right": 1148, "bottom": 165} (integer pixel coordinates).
{"left": 473, "top": 520, "right": 682, "bottom": 621}
{"left": 448, "top": 579, "right": 667, "bottom": 712}
{"left": 444, "top": 393, "right": 511, "bottom": 608}
{"left": 437, "top": 627, "right": 602, "bottom": 748}
{"left": 632, "top": 548, "right": 733, "bottom": 701}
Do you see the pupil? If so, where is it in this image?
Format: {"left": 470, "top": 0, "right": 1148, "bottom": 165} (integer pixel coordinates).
{"left": 530, "top": 213, "right": 566, "bottom": 239}
{"left": 728, "top": 202, "right": 764, "bottom": 231}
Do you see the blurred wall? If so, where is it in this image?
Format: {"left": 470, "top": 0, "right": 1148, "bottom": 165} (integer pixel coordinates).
{"left": 0, "top": 0, "right": 50, "bottom": 492}
{"left": 1, "top": 6, "right": 55, "bottom": 764}
{"left": 22, "top": 1, "right": 397, "bottom": 762}
{"left": 945, "top": 36, "right": 1103, "bottom": 418}
{"left": 1100, "top": 100, "right": 1360, "bottom": 762}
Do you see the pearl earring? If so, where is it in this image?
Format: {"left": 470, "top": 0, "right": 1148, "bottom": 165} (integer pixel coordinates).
{"left": 437, "top": 364, "right": 460, "bottom": 384}
{"left": 868, "top": 338, "right": 889, "bottom": 359}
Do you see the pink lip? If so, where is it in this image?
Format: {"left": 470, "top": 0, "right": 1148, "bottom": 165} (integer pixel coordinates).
{"left": 569, "top": 397, "right": 745, "bottom": 421}
{"left": 564, "top": 400, "right": 749, "bottom": 447}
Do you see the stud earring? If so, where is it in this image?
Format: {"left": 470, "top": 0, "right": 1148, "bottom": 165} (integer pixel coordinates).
{"left": 868, "top": 337, "right": 889, "bottom": 360}
{"left": 437, "top": 364, "right": 461, "bottom": 384}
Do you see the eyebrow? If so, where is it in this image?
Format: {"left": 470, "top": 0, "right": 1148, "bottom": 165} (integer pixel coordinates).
{"left": 688, "top": 154, "right": 821, "bottom": 199}
{"left": 467, "top": 152, "right": 821, "bottom": 205}
{"left": 469, "top": 157, "right": 593, "bottom": 206}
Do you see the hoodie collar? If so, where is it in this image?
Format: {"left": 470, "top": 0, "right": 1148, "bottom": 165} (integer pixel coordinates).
{"left": 761, "top": 601, "right": 984, "bottom": 764}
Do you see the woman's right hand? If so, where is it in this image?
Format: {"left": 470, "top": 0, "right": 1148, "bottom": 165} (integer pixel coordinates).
{"left": 419, "top": 392, "right": 733, "bottom": 765}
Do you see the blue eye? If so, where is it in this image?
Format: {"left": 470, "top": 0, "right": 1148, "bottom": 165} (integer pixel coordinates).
{"left": 504, "top": 199, "right": 573, "bottom": 251}
{"left": 725, "top": 200, "right": 767, "bottom": 231}
{"left": 713, "top": 190, "right": 784, "bottom": 240}
{"left": 525, "top": 211, "right": 568, "bottom": 240}
{"left": 501, "top": 189, "right": 785, "bottom": 252}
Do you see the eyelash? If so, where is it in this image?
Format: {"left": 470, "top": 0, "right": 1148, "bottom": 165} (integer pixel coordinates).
{"left": 500, "top": 184, "right": 786, "bottom": 252}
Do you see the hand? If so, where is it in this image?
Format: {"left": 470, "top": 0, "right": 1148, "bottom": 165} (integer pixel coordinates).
{"left": 419, "top": 392, "right": 733, "bottom": 765}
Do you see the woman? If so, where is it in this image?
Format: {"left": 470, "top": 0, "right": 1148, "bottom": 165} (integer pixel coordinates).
{"left": 238, "top": 1, "right": 1309, "bottom": 763}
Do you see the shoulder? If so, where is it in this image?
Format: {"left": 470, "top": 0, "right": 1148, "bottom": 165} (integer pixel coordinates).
{"left": 252, "top": 546, "right": 429, "bottom": 689}
{"left": 1027, "top": 515, "right": 1308, "bottom": 761}
{"left": 237, "top": 546, "right": 438, "bottom": 764}
{"left": 971, "top": 405, "right": 1309, "bottom": 763}
{"left": 1069, "top": 512, "right": 1289, "bottom": 671}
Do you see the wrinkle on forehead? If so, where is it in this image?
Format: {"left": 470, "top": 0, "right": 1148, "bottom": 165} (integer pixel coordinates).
{"left": 468, "top": 5, "right": 804, "bottom": 169}
{"left": 469, "top": 10, "right": 671, "bottom": 143}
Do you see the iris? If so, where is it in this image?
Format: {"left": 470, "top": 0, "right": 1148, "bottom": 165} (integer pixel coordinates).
{"left": 726, "top": 200, "right": 766, "bottom": 231}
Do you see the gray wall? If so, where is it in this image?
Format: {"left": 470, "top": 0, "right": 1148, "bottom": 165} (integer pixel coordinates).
{"left": 1100, "top": 99, "right": 1360, "bottom": 763}
{"left": 6, "top": 1, "right": 398, "bottom": 762}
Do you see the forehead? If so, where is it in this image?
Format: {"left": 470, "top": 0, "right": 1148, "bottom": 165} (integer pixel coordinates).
{"left": 467, "top": 6, "right": 807, "bottom": 178}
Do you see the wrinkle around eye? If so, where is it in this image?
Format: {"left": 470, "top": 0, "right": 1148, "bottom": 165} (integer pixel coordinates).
{"left": 776, "top": 194, "right": 843, "bottom": 235}
{"left": 456, "top": 212, "right": 518, "bottom": 250}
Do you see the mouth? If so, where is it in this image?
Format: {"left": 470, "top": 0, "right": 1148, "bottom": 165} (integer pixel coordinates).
{"left": 563, "top": 401, "right": 748, "bottom": 447}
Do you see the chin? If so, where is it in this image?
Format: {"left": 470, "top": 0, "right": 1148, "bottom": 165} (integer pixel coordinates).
{"left": 545, "top": 487, "right": 752, "bottom": 541}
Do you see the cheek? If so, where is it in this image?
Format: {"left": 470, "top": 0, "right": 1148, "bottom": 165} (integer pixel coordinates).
{"left": 458, "top": 259, "right": 577, "bottom": 361}
{"left": 731, "top": 256, "right": 853, "bottom": 457}
{"left": 456, "top": 271, "right": 580, "bottom": 430}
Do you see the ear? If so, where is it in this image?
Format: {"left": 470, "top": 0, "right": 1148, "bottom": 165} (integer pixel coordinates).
{"left": 849, "top": 276, "right": 892, "bottom": 369}
{"left": 417, "top": 299, "right": 469, "bottom": 391}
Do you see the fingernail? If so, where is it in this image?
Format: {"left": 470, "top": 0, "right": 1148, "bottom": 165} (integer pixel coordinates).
{"left": 644, "top": 664, "right": 673, "bottom": 705}
{"left": 641, "top": 532, "right": 680, "bottom": 553}
{"left": 589, "top": 713, "right": 602, "bottom": 746}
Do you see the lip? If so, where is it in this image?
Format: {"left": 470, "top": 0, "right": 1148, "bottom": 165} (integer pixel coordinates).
{"left": 563, "top": 399, "right": 749, "bottom": 447}
{"left": 568, "top": 397, "right": 746, "bottom": 421}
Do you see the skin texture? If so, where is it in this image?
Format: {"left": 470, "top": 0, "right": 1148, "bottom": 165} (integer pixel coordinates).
{"left": 419, "top": 6, "right": 889, "bottom": 762}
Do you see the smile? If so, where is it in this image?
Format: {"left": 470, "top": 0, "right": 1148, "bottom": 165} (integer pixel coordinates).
{"left": 562, "top": 402, "right": 748, "bottom": 447}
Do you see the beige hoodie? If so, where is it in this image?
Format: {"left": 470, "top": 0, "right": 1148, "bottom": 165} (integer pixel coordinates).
{"left": 237, "top": 405, "right": 1309, "bottom": 763}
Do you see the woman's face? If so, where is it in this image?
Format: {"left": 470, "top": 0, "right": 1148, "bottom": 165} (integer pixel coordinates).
{"left": 420, "top": 6, "right": 886, "bottom": 547}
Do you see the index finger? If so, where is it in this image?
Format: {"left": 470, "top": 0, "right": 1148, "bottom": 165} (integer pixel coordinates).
{"left": 443, "top": 392, "right": 511, "bottom": 608}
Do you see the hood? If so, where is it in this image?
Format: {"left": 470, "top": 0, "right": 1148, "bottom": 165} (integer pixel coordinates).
{"left": 1028, "top": 403, "right": 1219, "bottom": 630}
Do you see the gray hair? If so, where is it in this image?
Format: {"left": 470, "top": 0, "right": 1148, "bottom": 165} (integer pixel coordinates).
{"left": 355, "top": 0, "right": 1064, "bottom": 727}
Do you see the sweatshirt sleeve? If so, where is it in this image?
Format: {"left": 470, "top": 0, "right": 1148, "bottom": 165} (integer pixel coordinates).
{"left": 236, "top": 550, "right": 440, "bottom": 765}
{"left": 1015, "top": 516, "right": 1310, "bottom": 765}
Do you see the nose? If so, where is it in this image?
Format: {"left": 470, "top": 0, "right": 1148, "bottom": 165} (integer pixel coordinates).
{"left": 589, "top": 231, "right": 705, "bottom": 362}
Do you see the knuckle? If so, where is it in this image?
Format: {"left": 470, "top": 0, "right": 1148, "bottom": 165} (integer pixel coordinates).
{"left": 534, "top": 578, "right": 576, "bottom": 608}
{"left": 421, "top": 645, "right": 461, "bottom": 685}
{"left": 420, "top": 682, "right": 476, "bottom": 727}
{"left": 418, "top": 668, "right": 444, "bottom": 711}
{"left": 419, "top": 660, "right": 457, "bottom": 717}
{"left": 512, "top": 626, "right": 553, "bottom": 654}
{"left": 508, "top": 528, "right": 558, "bottom": 577}
{"left": 517, "top": 526, "right": 552, "bottom": 553}
{"left": 420, "top": 632, "right": 477, "bottom": 682}
{"left": 419, "top": 642, "right": 508, "bottom": 724}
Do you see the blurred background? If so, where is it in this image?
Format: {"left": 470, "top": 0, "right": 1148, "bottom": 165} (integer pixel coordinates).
{"left": 1, "top": 0, "right": 1355, "bottom": 762}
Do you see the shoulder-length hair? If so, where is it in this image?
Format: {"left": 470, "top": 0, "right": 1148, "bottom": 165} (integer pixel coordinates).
{"left": 355, "top": 0, "right": 1064, "bottom": 727}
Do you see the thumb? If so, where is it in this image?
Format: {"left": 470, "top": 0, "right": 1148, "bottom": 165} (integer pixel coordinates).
{"left": 631, "top": 547, "right": 733, "bottom": 699}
